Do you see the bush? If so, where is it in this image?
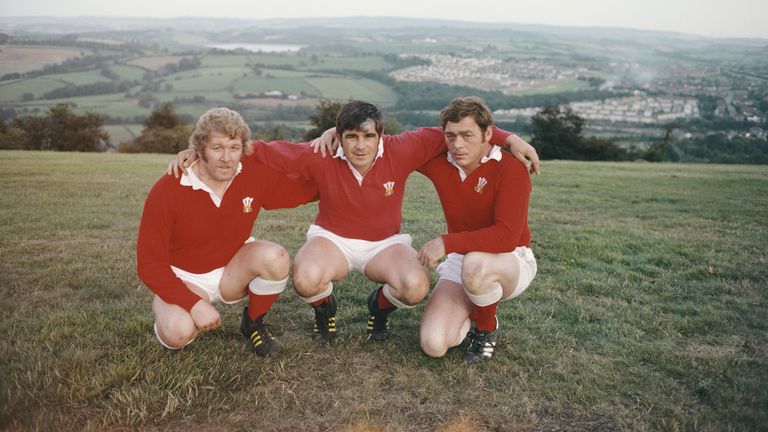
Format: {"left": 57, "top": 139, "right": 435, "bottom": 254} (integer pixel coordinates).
{"left": 130, "top": 125, "right": 194, "bottom": 154}
{"left": 120, "top": 103, "right": 193, "bottom": 154}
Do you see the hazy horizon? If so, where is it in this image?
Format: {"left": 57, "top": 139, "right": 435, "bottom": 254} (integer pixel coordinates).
{"left": 0, "top": 0, "right": 765, "bottom": 40}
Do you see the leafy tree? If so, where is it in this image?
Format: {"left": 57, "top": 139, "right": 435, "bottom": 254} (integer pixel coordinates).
{"left": 121, "top": 103, "right": 192, "bottom": 153}
{"left": 7, "top": 104, "right": 108, "bottom": 151}
{"left": 581, "top": 136, "right": 627, "bottom": 161}
{"left": 530, "top": 105, "right": 625, "bottom": 161}
{"left": 303, "top": 100, "right": 342, "bottom": 141}
{"left": 673, "top": 133, "right": 768, "bottom": 164}
{"left": 384, "top": 116, "right": 403, "bottom": 135}
{"left": 143, "top": 103, "right": 184, "bottom": 130}
{"left": 0, "top": 118, "right": 27, "bottom": 150}
{"left": 10, "top": 115, "right": 47, "bottom": 150}
{"left": 122, "top": 126, "right": 193, "bottom": 154}
{"left": 45, "top": 103, "right": 109, "bottom": 152}
{"left": 530, "top": 106, "right": 585, "bottom": 160}
{"left": 642, "top": 126, "right": 674, "bottom": 162}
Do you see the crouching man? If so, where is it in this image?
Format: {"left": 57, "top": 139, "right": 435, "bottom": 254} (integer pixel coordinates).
{"left": 417, "top": 97, "right": 537, "bottom": 363}
{"left": 137, "top": 107, "right": 317, "bottom": 355}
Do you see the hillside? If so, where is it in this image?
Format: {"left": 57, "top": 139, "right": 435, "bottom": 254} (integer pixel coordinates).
{"left": 1, "top": 16, "right": 766, "bottom": 146}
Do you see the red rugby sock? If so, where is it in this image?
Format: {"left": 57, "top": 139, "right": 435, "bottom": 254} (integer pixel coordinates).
{"left": 377, "top": 287, "right": 395, "bottom": 310}
{"left": 311, "top": 296, "right": 329, "bottom": 308}
{"left": 473, "top": 302, "right": 499, "bottom": 333}
{"left": 247, "top": 293, "right": 279, "bottom": 321}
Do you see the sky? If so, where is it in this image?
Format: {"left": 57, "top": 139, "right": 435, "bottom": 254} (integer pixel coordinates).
{"left": 0, "top": 0, "right": 766, "bottom": 39}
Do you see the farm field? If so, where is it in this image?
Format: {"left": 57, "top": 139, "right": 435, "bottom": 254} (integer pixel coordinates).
{"left": 0, "top": 151, "right": 766, "bottom": 431}
{"left": 0, "top": 45, "right": 87, "bottom": 75}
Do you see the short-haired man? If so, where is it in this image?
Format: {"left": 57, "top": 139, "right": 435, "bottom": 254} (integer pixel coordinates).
{"left": 417, "top": 97, "right": 537, "bottom": 362}
{"left": 137, "top": 107, "right": 317, "bottom": 355}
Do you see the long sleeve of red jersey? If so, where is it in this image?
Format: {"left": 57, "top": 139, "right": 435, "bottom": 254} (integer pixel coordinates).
{"left": 490, "top": 125, "right": 515, "bottom": 145}
{"left": 136, "top": 180, "right": 202, "bottom": 312}
{"left": 252, "top": 158, "right": 319, "bottom": 210}
{"left": 442, "top": 161, "right": 532, "bottom": 254}
{"left": 384, "top": 127, "right": 448, "bottom": 170}
{"left": 251, "top": 140, "right": 315, "bottom": 182}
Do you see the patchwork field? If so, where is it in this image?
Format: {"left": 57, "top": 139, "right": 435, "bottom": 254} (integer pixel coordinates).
{"left": 0, "top": 45, "right": 87, "bottom": 75}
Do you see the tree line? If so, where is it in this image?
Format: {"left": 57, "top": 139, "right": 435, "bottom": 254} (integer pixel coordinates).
{"left": 0, "top": 103, "right": 109, "bottom": 152}
{"left": 1, "top": 101, "right": 765, "bottom": 164}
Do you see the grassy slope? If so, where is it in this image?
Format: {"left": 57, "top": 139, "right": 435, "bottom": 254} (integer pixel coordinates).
{"left": 0, "top": 152, "right": 766, "bottom": 431}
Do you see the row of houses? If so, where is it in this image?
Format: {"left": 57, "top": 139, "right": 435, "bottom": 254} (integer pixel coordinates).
{"left": 494, "top": 95, "right": 700, "bottom": 124}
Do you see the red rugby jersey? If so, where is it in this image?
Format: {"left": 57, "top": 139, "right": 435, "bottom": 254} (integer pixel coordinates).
{"left": 136, "top": 155, "right": 318, "bottom": 311}
{"left": 418, "top": 150, "right": 531, "bottom": 254}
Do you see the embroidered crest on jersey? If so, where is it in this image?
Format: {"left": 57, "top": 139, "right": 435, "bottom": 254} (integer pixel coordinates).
{"left": 474, "top": 177, "right": 488, "bottom": 193}
{"left": 383, "top": 181, "right": 395, "bottom": 197}
{"left": 242, "top": 197, "right": 254, "bottom": 213}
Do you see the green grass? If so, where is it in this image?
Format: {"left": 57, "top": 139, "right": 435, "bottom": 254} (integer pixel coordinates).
{"left": 43, "top": 70, "right": 112, "bottom": 86}
{"left": 165, "top": 69, "right": 247, "bottom": 92}
{"left": 258, "top": 68, "right": 318, "bottom": 78}
{"left": 63, "top": 94, "right": 151, "bottom": 118}
{"left": 305, "top": 77, "right": 399, "bottom": 104}
{"left": 0, "top": 152, "right": 766, "bottom": 431}
{"left": 233, "top": 76, "right": 321, "bottom": 96}
{"left": 109, "top": 65, "right": 147, "bottom": 81}
{"left": 201, "top": 54, "right": 255, "bottom": 67}
{"left": 201, "top": 53, "right": 395, "bottom": 72}
{"left": 0, "top": 78, "right": 69, "bottom": 102}
{"left": 301, "top": 55, "right": 395, "bottom": 72}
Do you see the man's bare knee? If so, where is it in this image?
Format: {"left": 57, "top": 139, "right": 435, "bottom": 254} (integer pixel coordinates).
{"left": 461, "top": 253, "right": 491, "bottom": 294}
{"left": 397, "top": 269, "right": 430, "bottom": 305}
{"left": 420, "top": 332, "right": 448, "bottom": 358}
{"left": 292, "top": 262, "right": 326, "bottom": 296}
{"left": 254, "top": 243, "right": 290, "bottom": 278}
{"left": 160, "top": 321, "right": 197, "bottom": 349}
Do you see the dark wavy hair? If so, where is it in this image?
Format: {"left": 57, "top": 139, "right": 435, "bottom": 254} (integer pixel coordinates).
{"left": 336, "top": 101, "right": 384, "bottom": 135}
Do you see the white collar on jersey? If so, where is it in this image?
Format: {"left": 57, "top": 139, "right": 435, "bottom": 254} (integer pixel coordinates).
{"left": 447, "top": 145, "right": 502, "bottom": 182}
{"left": 180, "top": 161, "right": 243, "bottom": 207}
{"left": 333, "top": 137, "right": 385, "bottom": 161}
{"left": 333, "top": 137, "right": 385, "bottom": 185}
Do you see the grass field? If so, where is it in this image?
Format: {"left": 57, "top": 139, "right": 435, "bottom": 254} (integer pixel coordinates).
{"left": 0, "top": 151, "right": 766, "bottom": 431}
{"left": 128, "top": 56, "right": 190, "bottom": 71}
{"left": 44, "top": 70, "right": 113, "bottom": 86}
{"left": 0, "top": 78, "right": 69, "bottom": 102}
{"left": 109, "top": 65, "right": 147, "bottom": 82}
{"left": 200, "top": 53, "right": 395, "bottom": 72}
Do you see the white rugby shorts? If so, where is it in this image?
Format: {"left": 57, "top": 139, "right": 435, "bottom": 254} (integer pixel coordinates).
{"left": 436, "top": 246, "right": 537, "bottom": 300}
{"left": 306, "top": 224, "right": 412, "bottom": 273}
